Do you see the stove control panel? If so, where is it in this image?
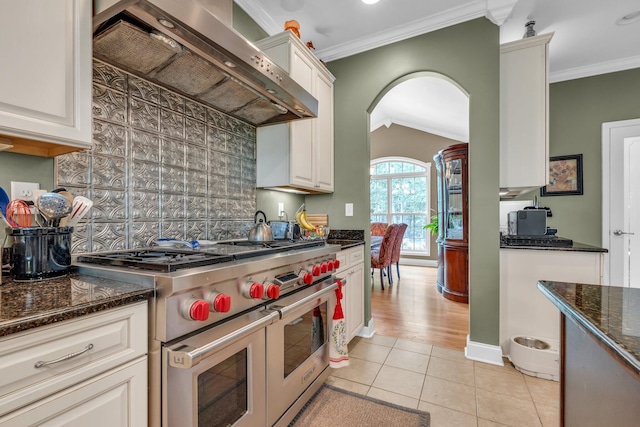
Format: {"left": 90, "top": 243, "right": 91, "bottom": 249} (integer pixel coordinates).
{"left": 207, "top": 292, "right": 231, "bottom": 313}
{"left": 182, "top": 299, "right": 210, "bottom": 321}
{"left": 243, "top": 281, "right": 264, "bottom": 299}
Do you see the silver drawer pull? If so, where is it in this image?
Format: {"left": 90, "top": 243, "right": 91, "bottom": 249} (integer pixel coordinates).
{"left": 34, "top": 344, "right": 94, "bottom": 368}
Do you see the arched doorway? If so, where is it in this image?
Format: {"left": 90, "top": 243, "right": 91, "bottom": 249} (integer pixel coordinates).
{"left": 368, "top": 72, "right": 470, "bottom": 349}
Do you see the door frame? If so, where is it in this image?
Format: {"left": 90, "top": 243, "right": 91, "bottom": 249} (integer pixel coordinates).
{"left": 601, "top": 118, "right": 640, "bottom": 285}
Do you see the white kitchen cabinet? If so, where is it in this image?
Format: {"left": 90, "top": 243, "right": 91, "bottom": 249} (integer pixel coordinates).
{"left": 0, "top": 0, "right": 92, "bottom": 157}
{"left": 0, "top": 357, "right": 147, "bottom": 427}
{"left": 336, "top": 245, "right": 365, "bottom": 342}
{"left": 500, "top": 33, "right": 553, "bottom": 196}
{"left": 255, "top": 31, "right": 335, "bottom": 193}
{"left": 0, "top": 302, "right": 148, "bottom": 424}
{"left": 499, "top": 248, "right": 603, "bottom": 354}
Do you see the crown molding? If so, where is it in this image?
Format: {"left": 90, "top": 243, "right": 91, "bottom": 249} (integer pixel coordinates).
{"left": 235, "top": 0, "right": 282, "bottom": 35}
{"left": 550, "top": 54, "right": 640, "bottom": 83}
{"left": 316, "top": 1, "right": 487, "bottom": 62}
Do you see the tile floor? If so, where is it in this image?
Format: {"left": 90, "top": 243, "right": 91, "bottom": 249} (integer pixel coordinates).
{"left": 326, "top": 335, "right": 560, "bottom": 427}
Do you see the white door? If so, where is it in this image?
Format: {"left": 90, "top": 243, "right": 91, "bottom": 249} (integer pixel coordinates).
{"left": 602, "top": 119, "right": 640, "bottom": 287}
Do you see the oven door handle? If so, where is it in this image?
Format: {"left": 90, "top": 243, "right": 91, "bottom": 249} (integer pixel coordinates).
{"left": 167, "top": 312, "right": 277, "bottom": 369}
{"left": 276, "top": 277, "right": 345, "bottom": 318}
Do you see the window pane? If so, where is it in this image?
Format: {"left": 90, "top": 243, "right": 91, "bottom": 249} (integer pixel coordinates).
{"left": 370, "top": 179, "right": 388, "bottom": 214}
{"left": 373, "top": 163, "right": 388, "bottom": 175}
{"left": 370, "top": 159, "right": 430, "bottom": 256}
{"left": 389, "top": 162, "right": 403, "bottom": 174}
{"left": 391, "top": 177, "right": 427, "bottom": 213}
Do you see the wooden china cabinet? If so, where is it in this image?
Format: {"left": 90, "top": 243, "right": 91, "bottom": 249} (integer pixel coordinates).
{"left": 434, "top": 143, "right": 469, "bottom": 303}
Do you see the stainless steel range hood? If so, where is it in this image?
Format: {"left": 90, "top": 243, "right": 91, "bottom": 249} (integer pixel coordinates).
{"left": 93, "top": 0, "right": 317, "bottom": 126}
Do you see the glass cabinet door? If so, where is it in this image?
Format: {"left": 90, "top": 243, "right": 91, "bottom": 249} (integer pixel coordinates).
{"left": 445, "top": 158, "right": 464, "bottom": 239}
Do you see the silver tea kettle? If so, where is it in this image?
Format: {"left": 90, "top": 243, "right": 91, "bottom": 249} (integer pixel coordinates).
{"left": 248, "top": 210, "right": 273, "bottom": 242}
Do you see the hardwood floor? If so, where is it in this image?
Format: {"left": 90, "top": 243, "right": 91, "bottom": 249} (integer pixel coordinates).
{"left": 370, "top": 264, "right": 469, "bottom": 351}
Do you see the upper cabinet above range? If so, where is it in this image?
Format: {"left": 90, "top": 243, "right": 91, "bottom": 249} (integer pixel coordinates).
{"left": 500, "top": 33, "right": 553, "bottom": 199}
{"left": 255, "top": 31, "right": 335, "bottom": 194}
{"left": 0, "top": 0, "right": 92, "bottom": 157}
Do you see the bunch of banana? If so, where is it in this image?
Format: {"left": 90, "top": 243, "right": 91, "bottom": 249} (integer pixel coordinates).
{"left": 295, "top": 210, "right": 315, "bottom": 231}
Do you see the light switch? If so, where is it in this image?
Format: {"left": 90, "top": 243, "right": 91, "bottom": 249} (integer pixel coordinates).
{"left": 345, "top": 203, "right": 353, "bottom": 217}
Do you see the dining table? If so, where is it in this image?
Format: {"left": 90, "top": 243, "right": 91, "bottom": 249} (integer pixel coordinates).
{"left": 371, "top": 235, "right": 383, "bottom": 249}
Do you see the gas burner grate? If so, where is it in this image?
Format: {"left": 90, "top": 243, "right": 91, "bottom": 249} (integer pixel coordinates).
{"left": 77, "top": 249, "right": 234, "bottom": 272}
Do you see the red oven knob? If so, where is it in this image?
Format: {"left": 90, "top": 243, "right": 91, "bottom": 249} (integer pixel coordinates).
{"left": 327, "top": 260, "right": 335, "bottom": 271}
{"left": 334, "top": 259, "right": 341, "bottom": 269}
{"left": 212, "top": 294, "right": 231, "bottom": 313}
{"left": 320, "top": 262, "right": 328, "bottom": 274}
{"left": 265, "top": 284, "right": 280, "bottom": 300}
{"left": 302, "top": 272, "right": 313, "bottom": 285}
{"left": 244, "top": 282, "right": 264, "bottom": 299}
{"left": 312, "top": 264, "right": 321, "bottom": 277}
{"left": 184, "top": 299, "right": 210, "bottom": 321}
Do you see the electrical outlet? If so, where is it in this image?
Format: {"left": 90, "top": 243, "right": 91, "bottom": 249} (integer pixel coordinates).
{"left": 11, "top": 181, "right": 40, "bottom": 201}
{"left": 278, "top": 202, "right": 285, "bottom": 217}
{"left": 345, "top": 203, "right": 354, "bottom": 217}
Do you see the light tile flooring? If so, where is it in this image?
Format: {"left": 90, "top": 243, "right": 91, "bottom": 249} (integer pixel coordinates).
{"left": 326, "top": 335, "right": 560, "bottom": 427}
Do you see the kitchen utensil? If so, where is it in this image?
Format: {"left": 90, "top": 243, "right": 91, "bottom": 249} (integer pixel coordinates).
{"left": 57, "top": 190, "right": 74, "bottom": 226}
{"left": 66, "top": 196, "right": 93, "bottom": 227}
{"left": 154, "top": 238, "right": 199, "bottom": 249}
{"left": 0, "top": 186, "right": 9, "bottom": 218}
{"left": 37, "top": 193, "right": 73, "bottom": 227}
{"left": 6, "top": 199, "right": 32, "bottom": 228}
{"left": 8, "top": 226, "right": 73, "bottom": 280}
{"left": 247, "top": 210, "right": 273, "bottom": 242}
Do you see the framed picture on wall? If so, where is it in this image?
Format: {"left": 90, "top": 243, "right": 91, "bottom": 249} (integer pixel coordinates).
{"left": 540, "top": 154, "right": 583, "bottom": 196}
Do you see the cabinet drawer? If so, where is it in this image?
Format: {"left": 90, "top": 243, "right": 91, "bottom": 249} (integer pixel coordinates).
{"left": 0, "top": 302, "right": 147, "bottom": 416}
{"left": 336, "top": 246, "right": 364, "bottom": 273}
{"left": 336, "top": 251, "right": 348, "bottom": 273}
{"left": 0, "top": 357, "right": 147, "bottom": 427}
{"left": 348, "top": 246, "right": 364, "bottom": 265}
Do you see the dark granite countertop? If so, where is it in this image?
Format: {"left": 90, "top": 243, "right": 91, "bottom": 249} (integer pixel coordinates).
{"left": 538, "top": 281, "right": 640, "bottom": 375}
{"left": 327, "top": 229, "right": 366, "bottom": 249}
{"left": 326, "top": 239, "right": 365, "bottom": 249}
{"left": 501, "top": 240, "right": 607, "bottom": 252}
{"left": 0, "top": 272, "right": 154, "bottom": 337}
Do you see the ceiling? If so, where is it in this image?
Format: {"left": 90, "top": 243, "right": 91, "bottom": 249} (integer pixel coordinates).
{"left": 236, "top": 0, "right": 640, "bottom": 140}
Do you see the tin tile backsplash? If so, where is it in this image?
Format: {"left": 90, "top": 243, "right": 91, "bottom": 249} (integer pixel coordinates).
{"left": 57, "top": 60, "right": 257, "bottom": 252}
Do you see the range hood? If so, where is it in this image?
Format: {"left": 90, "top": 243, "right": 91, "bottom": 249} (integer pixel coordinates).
{"left": 93, "top": 0, "right": 317, "bottom": 126}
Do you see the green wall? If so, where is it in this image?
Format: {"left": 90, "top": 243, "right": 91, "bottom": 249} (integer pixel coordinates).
{"left": 0, "top": 152, "right": 54, "bottom": 195}
{"left": 516, "top": 68, "right": 640, "bottom": 247}
{"left": 313, "top": 18, "right": 501, "bottom": 345}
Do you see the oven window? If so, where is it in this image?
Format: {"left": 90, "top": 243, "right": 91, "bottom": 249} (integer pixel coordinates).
{"left": 283, "top": 301, "right": 328, "bottom": 377}
{"left": 197, "top": 349, "right": 248, "bottom": 426}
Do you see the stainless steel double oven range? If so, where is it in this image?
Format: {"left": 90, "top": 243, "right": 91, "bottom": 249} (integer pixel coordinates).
{"left": 75, "top": 240, "right": 343, "bottom": 427}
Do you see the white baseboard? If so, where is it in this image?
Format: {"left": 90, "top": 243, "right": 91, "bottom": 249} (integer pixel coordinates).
{"left": 357, "top": 318, "right": 376, "bottom": 339}
{"left": 464, "top": 335, "right": 505, "bottom": 366}
{"left": 399, "top": 257, "right": 438, "bottom": 268}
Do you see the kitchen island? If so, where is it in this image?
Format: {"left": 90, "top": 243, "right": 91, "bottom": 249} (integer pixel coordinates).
{"left": 538, "top": 281, "right": 640, "bottom": 426}
{"left": 499, "top": 241, "right": 607, "bottom": 368}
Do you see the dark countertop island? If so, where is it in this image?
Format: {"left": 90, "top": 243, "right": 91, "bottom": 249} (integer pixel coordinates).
{"left": 501, "top": 239, "right": 608, "bottom": 252}
{"left": 0, "top": 271, "right": 154, "bottom": 337}
{"left": 538, "top": 280, "right": 640, "bottom": 426}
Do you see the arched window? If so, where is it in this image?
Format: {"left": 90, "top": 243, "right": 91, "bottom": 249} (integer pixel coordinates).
{"left": 370, "top": 157, "right": 430, "bottom": 255}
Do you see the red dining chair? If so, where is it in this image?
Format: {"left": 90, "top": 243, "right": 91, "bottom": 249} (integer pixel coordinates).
{"left": 371, "top": 224, "right": 400, "bottom": 290}
{"left": 388, "top": 223, "right": 408, "bottom": 282}
{"left": 370, "top": 222, "right": 388, "bottom": 236}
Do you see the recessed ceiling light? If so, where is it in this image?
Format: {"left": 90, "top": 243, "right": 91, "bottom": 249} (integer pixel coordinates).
{"left": 616, "top": 10, "right": 640, "bottom": 25}
{"left": 362, "top": 0, "right": 380, "bottom": 4}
